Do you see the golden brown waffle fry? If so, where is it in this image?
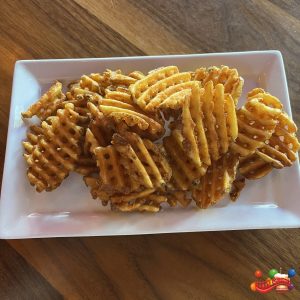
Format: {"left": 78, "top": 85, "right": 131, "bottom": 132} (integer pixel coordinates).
{"left": 87, "top": 102, "right": 115, "bottom": 147}
{"left": 111, "top": 190, "right": 167, "bottom": 212}
{"left": 84, "top": 69, "right": 142, "bottom": 96}
{"left": 160, "top": 82, "right": 210, "bottom": 175}
{"left": 23, "top": 103, "right": 84, "bottom": 192}
{"left": 238, "top": 153, "right": 273, "bottom": 180}
{"left": 94, "top": 145, "right": 129, "bottom": 194}
{"left": 66, "top": 86, "right": 101, "bottom": 101}
{"left": 194, "top": 65, "right": 244, "bottom": 104}
{"left": 201, "top": 81, "right": 238, "bottom": 161}
{"left": 192, "top": 153, "right": 239, "bottom": 208}
{"left": 112, "top": 132, "right": 172, "bottom": 190}
{"left": 22, "top": 81, "right": 65, "bottom": 120}
{"left": 146, "top": 80, "right": 198, "bottom": 111}
{"left": 231, "top": 89, "right": 282, "bottom": 156}
{"left": 128, "top": 71, "right": 145, "bottom": 80}
{"left": 80, "top": 75, "right": 100, "bottom": 93}
{"left": 255, "top": 112, "right": 300, "bottom": 168}
{"left": 104, "top": 88, "right": 133, "bottom": 104}
{"left": 163, "top": 134, "right": 203, "bottom": 190}
{"left": 130, "top": 66, "right": 193, "bottom": 110}
{"left": 98, "top": 99, "right": 165, "bottom": 139}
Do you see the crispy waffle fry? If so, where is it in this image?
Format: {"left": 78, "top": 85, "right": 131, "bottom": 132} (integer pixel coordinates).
{"left": 231, "top": 89, "right": 282, "bottom": 156}
{"left": 163, "top": 134, "right": 203, "bottom": 190}
{"left": 161, "top": 82, "right": 210, "bottom": 180}
{"left": 238, "top": 153, "right": 273, "bottom": 180}
{"left": 98, "top": 98, "right": 165, "bottom": 139}
{"left": 87, "top": 102, "right": 115, "bottom": 147}
{"left": 255, "top": 112, "right": 300, "bottom": 168}
{"left": 194, "top": 65, "right": 244, "bottom": 104}
{"left": 23, "top": 103, "right": 84, "bottom": 192}
{"left": 104, "top": 87, "right": 133, "bottom": 104}
{"left": 111, "top": 190, "right": 167, "bottom": 212}
{"left": 201, "top": 81, "right": 238, "bottom": 161}
{"left": 112, "top": 132, "right": 171, "bottom": 190}
{"left": 94, "top": 145, "right": 129, "bottom": 194}
{"left": 22, "top": 81, "right": 65, "bottom": 120}
{"left": 130, "top": 66, "right": 193, "bottom": 110}
{"left": 80, "top": 75, "right": 100, "bottom": 93}
{"left": 147, "top": 80, "right": 198, "bottom": 111}
{"left": 192, "top": 153, "right": 239, "bottom": 208}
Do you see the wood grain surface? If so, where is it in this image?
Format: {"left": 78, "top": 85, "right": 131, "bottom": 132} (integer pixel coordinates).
{"left": 0, "top": 0, "right": 300, "bottom": 299}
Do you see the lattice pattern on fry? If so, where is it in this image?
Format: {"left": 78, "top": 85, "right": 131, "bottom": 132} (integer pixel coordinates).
{"left": 255, "top": 112, "right": 300, "bottom": 168}
{"left": 201, "top": 81, "right": 238, "bottom": 161}
{"left": 194, "top": 65, "right": 244, "bottom": 104}
{"left": 104, "top": 87, "right": 133, "bottom": 104}
{"left": 23, "top": 103, "right": 84, "bottom": 192}
{"left": 130, "top": 66, "right": 193, "bottom": 110}
{"left": 192, "top": 153, "right": 239, "bottom": 208}
{"left": 94, "top": 145, "right": 130, "bottom": 194}
{"left": 98, "top": 98, "right": 165, "bottom": 139}
{"left": 111, "top": 190, "right": 167, "bottom": 212}
{"left": 82, "top": 69, "right": 143, "bottom": 96}
{"left": 21, "top": 81, "right": 65, "bottom": 120}
{"left": 87, "top": 102, "right": 115, "bottom": 148}
{"left": 146, "top": 80, "right": 197, "bottom": 111}
{"left": 112, "top": 132, "right": 172, "bottom": 190}
{"left": 238, "top": 153, "right": 273, "bottom": 180}
{"left": 231, "top": 89, "right": 282, "bottom": 156}
{"left": 163, "top": 134, "right": 203, "bottom": 190}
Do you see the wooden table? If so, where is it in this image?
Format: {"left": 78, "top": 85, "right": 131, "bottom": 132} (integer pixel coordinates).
{"left": 1, "top": 1, "right": 299, "bottom": 299}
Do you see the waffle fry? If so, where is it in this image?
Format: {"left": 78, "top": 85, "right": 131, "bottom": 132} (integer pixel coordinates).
{"left": 192, "top": 153, "right": 239, "bottom": 208}
{"left": 255, "top": 112, "right": 300, "bottom": 168}
{"left": 80, "top": 75, "right": 100, "bottom": 93}
{"left": 87, "top": 102, "right": 115, "bottom": 147}
{"left": 112, "top": 132, "right": 171, "bottom": 190}
{"left": 201, "top": 81, "right": 238, "bottom": 161}
{"left": 104, "top": 87, "right": 133, "bottom": 104}
{"left": 238, "top": 153, "right": 273, "bottom": 180}
{"left": 23, "top": 103, "right": 84, "bottom": 192}
{"left": 163, "top": 134, "right": 203, "bottom": 190}
{"left": 130, "top": 66, "right": 193, "bottom": 110}
{"left": 231, "top": 89, "right": 282, "bottom": 156}
{"left": 111, "top": 190, "right": 167, "bottom": 212}
{"left": 98, "top": 98, "right": 165, "bottom": 139}
{"left": 22, "top": 81, "right": 65, "bottom": 120}
{"left": 194, "top": 65, "right": 244, "bottom": 104}
{"left": 94, "top": 144, "right": 130, "bottom": 194}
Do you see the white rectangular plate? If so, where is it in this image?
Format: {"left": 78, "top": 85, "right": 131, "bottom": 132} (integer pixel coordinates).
{"left": 1, "top": 51, "right": 300, "bottom": 238}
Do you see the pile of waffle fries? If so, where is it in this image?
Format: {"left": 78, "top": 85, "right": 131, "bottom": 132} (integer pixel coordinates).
{"left": 21, "top": 66, "right": 300, "bottom": 212}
